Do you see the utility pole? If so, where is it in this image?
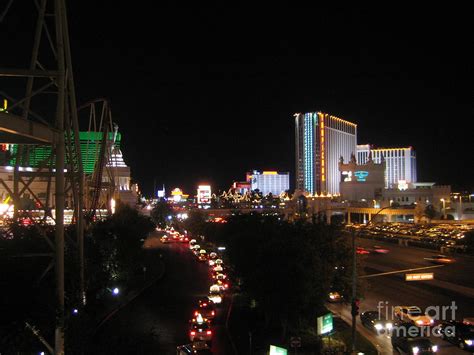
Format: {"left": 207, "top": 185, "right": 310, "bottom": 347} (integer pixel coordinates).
{"left": 249, "top": 331, "right": 252, "bottom": 355}
{"left": 350, "top": 205, "right": 391, "bottom": 353}
{"left": 54, "top": 0, "right": 66, "bottom": 352}
{"left": 351, "top": 226, "right": 357, "bottom": 353}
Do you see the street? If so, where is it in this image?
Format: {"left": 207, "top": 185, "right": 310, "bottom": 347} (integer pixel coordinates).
{"left": 333, "top": 237, "right": 474, "bottom": 354}
{"left": 89, "top": 240, "right": 234, "bottom": 354}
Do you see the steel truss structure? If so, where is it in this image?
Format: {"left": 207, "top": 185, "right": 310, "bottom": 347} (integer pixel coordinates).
{"left": 0, "top": 1, "right": 83, "bottom": 353}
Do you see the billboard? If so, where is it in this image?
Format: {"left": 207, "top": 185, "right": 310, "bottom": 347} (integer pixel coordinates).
{"left": 197, "top": 185, "right": 211, "bottom": 204}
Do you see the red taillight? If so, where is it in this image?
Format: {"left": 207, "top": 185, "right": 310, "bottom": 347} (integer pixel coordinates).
{"left": 211, "top": 311, "right": 215, "bottom": 316}
{"left": 194, "top": 311, "right": 199, "bottom": 316}
{"left": 225, "top": 284, "right": 229, "bottom": 288}
{"left": 206, "top": 330, "right": 212, "bottom": 335}
{"left": 202, "top": 303, "right": 207, "bottom": 307}
{"left": 190, "top": 331, "right": 196, "bottom": 335}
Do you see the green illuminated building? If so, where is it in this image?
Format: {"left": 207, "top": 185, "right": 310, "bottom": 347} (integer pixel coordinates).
{"left": 7, "top": 131, "right": 121, "bottom": 174}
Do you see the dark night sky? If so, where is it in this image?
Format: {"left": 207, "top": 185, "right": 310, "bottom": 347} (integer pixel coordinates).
{"left": 2, "top": 4, "right": 472, "bottom": 195}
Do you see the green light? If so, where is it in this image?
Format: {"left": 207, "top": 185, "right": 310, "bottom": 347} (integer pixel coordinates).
{"left": 8, "top": 131, "right": 121, "bottom": 174}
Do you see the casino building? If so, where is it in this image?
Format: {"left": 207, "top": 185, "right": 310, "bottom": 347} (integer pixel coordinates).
{"left": 295, "top": 112, "right": 357, "bottom": 195}
{"left": 356, "top": 144, "right": 417, "bottom": 188}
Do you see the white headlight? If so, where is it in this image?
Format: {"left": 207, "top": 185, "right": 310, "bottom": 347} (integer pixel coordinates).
{"left": 465, "top": 340, "right": 473, "bottom": 346}
{"left": 374, "top": 323, "right": 383, "bottom": 330}
{"left": 385, "top": 322, "right": 393, "bottom": 330}
{"left": 412, "top": 346, "right": 419, "bottom": 354}
{"left": 432, "top": 345, "right": 438, "bottom": 352}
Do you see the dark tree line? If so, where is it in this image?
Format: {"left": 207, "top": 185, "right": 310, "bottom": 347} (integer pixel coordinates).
{"left": 204, "top": 214, "right": 354, "bottom": 339}
{"left": 0, "top": 203, "right": 156, "bottom": 353}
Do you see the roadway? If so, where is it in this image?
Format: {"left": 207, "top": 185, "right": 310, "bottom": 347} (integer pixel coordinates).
{"left": 332, "top": 237, "right": 474, "bottom": 354}
{"left": 89, "top": 239, "right": 233, "bottom": 354}
{"left": 358, "top": 236, "right": 474, "bottom": 289}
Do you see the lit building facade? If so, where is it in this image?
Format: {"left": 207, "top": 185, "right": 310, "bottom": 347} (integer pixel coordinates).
{"left": 197, "top": 185, "right": 211, "bottom": 204}
{"left": 339, "top": 155, "right": 385, "bottom": 202}
{"left": 247, "top": 170, "right": 289, "bottom": 196}
{"left": 295, "top": 112, "right": 357, "bottom": 195}
{"left": 357, "top": 144, "right": 417, "bottom": 188}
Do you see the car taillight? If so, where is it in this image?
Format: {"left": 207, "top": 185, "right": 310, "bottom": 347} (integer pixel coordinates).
{"left": 225, "top": 284, "right": 228, "bottom": 288}
{"left": 211, "top": 311, "right": 215, "bottom": 316}
{"left": 203, "top": 303, "right": 207, "bottom": 307}
{"left": 190, "top": 331, "right": 196, "bottom": 335}
{"left": 194, "top": 311, "right": 199, "bottom": 316}
{"left": 206, "top": 330, "right": 212, "bottom": 335}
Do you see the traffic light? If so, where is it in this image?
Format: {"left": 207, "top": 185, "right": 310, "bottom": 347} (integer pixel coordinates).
{"left": 351, "top": 298, "right": 360, "bottom": 316}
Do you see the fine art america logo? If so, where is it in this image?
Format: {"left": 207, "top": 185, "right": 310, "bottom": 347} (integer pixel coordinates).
{"left": 375, "top": 301, "right": 459, "bottom": 337}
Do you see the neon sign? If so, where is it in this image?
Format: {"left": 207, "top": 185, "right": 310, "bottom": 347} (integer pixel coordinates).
{"left": 354, "top": 171, "right": 369, "bottom": 182}
{"left": 342, "top": 171, "right": 352, "bottom": 182}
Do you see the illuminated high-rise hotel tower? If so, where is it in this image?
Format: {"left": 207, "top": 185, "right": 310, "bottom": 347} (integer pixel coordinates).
{"left": 295, "top": 112, "right": 357, "bottom": 195}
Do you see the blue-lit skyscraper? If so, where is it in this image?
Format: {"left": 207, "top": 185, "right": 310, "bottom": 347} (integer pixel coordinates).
{"left": 295, "top": 112, "right": 357, "bottom": 195}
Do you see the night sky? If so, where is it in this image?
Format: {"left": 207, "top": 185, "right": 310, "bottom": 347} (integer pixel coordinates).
{"left": 2, "top": 4, "right": 472, "bottom": 195}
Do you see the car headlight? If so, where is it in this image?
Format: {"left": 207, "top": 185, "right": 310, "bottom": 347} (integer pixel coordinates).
{"left": 412, "top": 346, "right": 419, "bottom": 354}
{"left": 416, "top": 320, "right": 424, "bottom": 325}
{"left": 374, "top": 323, "right": 383, "bottom": 331}
{"left": 465, "top": 340, "right": 473, "bottom": 346}
{"left": 385, "top": 322, "right": 393, "bottom": 330}
{"left": 431, "top": 345, "right": 438, "bottom": 352}
{"left": 329, "top": 294, "right": 336, "bottom": 299}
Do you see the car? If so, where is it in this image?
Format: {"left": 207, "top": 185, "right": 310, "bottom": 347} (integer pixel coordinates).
{"left": 215, "top": 259, "right": 223, "bottom": 265}
{"left": 394, "top": 306, "right": 434, "bottom": 326}
{"left": 372, "top": 245, "right": 390, "bottom": 254}
{"left": 179, "top": 235, "right": 190, "bottom": 243}
{"left": 176, "top": 341, "right": 212, "bottom": 354}
{"left": 423, "top": 254, "right": 455, "bottom": 264}
{"left": 216, "top": 279, "right": 229, "bottom": 291}
{"left": 195, "top": 300, "right": 216, "bottom": 320}
{"left": 438, "top": 320, "right": 474, "bottom": 351}
{"left": 213, "top": 265, "right": 224, "bottom": 273}
{"left": 391, "top": 336, "right": 438, "bottom": 354}
{"left": 209, "top": 252, "right": 217, "bottom": 259}
{"left": 208, "top": 259, "right": 216, "bottom": 267}
{"left": 360, "top": 311, "right": 393, "bottom": 333}
{"left": 356, "top": 247, "right": 370, "bottom": 255}
{"left": 213, "top": 273, "right": 227, "bottom": 281}
{"left": 208, "top": 285, "right": 223, "bottom": 304}
{"left": 160, "top": 235, "right": 172, "bottom": 243}
{"left": 327, "top": 291, "right": 343, "bottom": 303}
{"left": 189, "top": 321, "right": 212, "bottom": 343}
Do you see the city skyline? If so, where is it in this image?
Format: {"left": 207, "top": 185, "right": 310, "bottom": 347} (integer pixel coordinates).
{"left": 2, "top": 4, "right": 471, "bottom": 195}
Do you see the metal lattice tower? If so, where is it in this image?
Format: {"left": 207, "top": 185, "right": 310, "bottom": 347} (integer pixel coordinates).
{"left": 78, "top": 98, "right": 117, "bottom": 220}
{"left": 0, "top": 1, "right": 83, "bottom": 353}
